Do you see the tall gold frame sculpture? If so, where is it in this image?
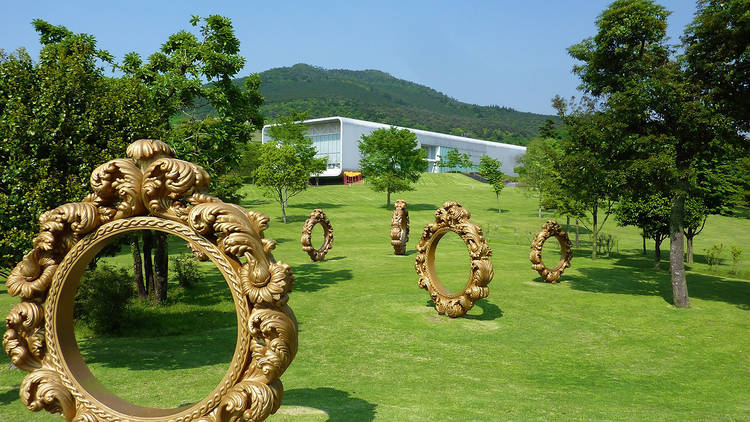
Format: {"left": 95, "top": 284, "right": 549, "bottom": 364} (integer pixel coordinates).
{"left": 300, "top": 209, "right": 333, "bottom": 262}
{"left": 390, "top": 199, "right": 409, "bottom": 255}
{"left": 415, "top": 202, "right": 493, "bottom": 318}
{"left": 3, "top": 140, "right": 297, "bottom": 422}
{"left": 530, "top": 219, "right": 573, "bottom": 283}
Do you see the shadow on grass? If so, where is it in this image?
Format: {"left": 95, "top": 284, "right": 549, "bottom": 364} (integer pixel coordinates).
{"left": 292, "top": 262, "right": 353, "bottom": 293}
{"left": 240, "top": 198, "right": 271, "bottom": 207}
{"left": 282, "top": 388, "right": 376, "bottom": 422}
{"left": 287, "top": 202, "right": 344, "bottom": 210}
{"left": 0, "top": 385, "right": 19, "bottom": 405}
{"left": 279, "top": 215, "right": 314, "bottom": 224}
{"left": 77, "top": 326, "right": 236, "bottom": 371}
{"left": 568, "top": 254, "right": 750, "bottom": 309}
{"left": 485, "top": 208, "right": 510, "bottom": 213}
{"left": 379, "top": 203, "right": 438, "bottom": 211}
{"left": 465, "top": 300, "right": 503, "bottom": 320}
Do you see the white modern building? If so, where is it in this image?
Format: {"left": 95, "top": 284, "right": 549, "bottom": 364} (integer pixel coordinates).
{"left": 261, "top": 116, "right": 527, "bottom": 178}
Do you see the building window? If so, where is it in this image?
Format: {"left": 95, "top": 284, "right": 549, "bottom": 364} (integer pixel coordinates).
{"left": 310, "top": 133, "right": 341, "bottom": 169}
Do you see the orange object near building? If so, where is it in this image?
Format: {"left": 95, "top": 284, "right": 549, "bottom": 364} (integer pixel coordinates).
{"left": 342, "top": 171, "right": 362, "bottom": 184}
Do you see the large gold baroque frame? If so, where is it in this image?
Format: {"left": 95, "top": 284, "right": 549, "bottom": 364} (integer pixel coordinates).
{"left": 3, "top": 140, "right": 297, "bottom": 422}
{"left": 415, "top": 202, "right": 494, "bottom": 318}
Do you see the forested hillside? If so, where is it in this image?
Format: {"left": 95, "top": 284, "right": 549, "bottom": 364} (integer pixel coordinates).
{"left": 242, "top": 63, "right": 558, "bottom": 145}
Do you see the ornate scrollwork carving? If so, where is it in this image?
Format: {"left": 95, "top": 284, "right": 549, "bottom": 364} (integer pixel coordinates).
{"left": 415, "top": 201, "right": 494, "bottom": 318}
{"left": 391, "top": 199, "right": 409, "bottom": 255}
{"left": 300, "top": 209, "right": 334, "bottom": 262}
{"left": 530, "top": 220, "right": 573, "bottom": 283}
{"left": 4, "top": 139, "right": 297, "bottom": 422}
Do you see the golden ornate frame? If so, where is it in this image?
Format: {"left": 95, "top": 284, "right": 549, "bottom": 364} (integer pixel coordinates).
{"left": 300, "top": 209, "right": 333, "bottom": 262}
{"left": 415, "top": 202, "right": 493, "bottom": 318}
{"left": 530, "top": 220, "right": 573, "bottom": 283}
{"left": 3, "top": 140, "right": 297, "bottom": 422}
{"left": 390, "top": 200, "right": 409, "bottom": 255}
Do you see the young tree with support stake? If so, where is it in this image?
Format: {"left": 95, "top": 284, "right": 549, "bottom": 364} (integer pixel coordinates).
{"left": 478, "top": 156, "right": 505, "bottom": 213}
{"left": 358, "top": 127, "right": 428, "bottom": 207}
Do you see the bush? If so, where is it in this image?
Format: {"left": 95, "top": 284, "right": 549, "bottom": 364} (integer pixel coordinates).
{"left": 74, "top": 264, "right": 135, "bottom": 335}
{"left": 170, "top": 253, "right": 201, "bottom": 287}
{"left": 705, "top": 243, "right": 724, "bottom": 270}
{"left": 211, "top": 173, "right": 245, "bottom": 204}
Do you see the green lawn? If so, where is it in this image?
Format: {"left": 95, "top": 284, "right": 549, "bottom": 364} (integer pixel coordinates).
{"left": 1, "top": 173, "right": 749, "bottom": 421}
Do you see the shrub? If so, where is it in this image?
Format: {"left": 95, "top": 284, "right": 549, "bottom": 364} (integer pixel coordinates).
{"left": 704, "top": 243, "right": 724, "bottom": 270}
{"left": 211, "top": 173, "right": 245, "bottom": 204}
{"left": 74, "top": 264, "right": 135, "bottom": 335}
{"left": 170, "top": 253, "right": 201, "bottom": 287}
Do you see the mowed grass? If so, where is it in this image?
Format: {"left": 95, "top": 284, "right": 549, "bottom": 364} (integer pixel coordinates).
{"left": 1, "top": 173, "right": 749, "bottom": 421}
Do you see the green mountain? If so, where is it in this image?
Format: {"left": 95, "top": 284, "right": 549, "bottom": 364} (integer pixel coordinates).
{"left": 240, "top": 63, "right": 558, "bottom": 145}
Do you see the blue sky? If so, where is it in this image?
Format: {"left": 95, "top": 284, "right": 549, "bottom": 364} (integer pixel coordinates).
{"left": 1, "top": 0, "right": 697, "bottom": 115}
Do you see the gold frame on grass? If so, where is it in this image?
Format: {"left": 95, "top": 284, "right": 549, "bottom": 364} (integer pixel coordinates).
{"left": 530, "top": 220, "right": 573, "bottom": 283}
{"left": 390, "top": 199, "right": 409, "bottom": 255}
{"left": 300, "top": 209, "right": 333, "bottom": 262}
{"left": 3, "top": 140, "right": 297, "bottom": 422}
{"left": 415, "top": 202, "right": 493, "bottom": 318}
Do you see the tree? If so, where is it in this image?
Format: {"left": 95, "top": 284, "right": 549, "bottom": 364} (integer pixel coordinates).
{"left": 0, "top": 21, "right": 164, "bottom": 268}
{"left": 255, "top": 112, "right": 327, "bottom": 223}
{"left": 478, "top": 156, "right": 505, "bottom": 213}
{"left": 440, "top": 149, "right": 473, "bottom": 172}
{"left": 515, "top": 137, "right": 559, "bottom": 218}
{"left": 358, "top": 127, "right": 428, "bottom": 206}
{"left": 567, "top": 0, "right": 746, "bottom": 307}
{"left": 616, "top": 194, "right": 671, "bottom": 267}
{"left": 121, "top": 14, "right": 264, "bottom": 203}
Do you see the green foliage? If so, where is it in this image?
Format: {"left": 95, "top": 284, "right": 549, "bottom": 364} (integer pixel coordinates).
{"left": 255, "top": 111, "right": 327, "bottom": 223}
{"left": 478, "top": 155, "right": 505, "bottom": 213}
{"left": 229, "top": 63, "right": 558, "bottom": 146}
{"left": 236, "top": 141, "right": 263, "bottom": 183}
{"left": 211, "top": 173, "right": 245, "bottom": 204}
{"left": 730, "top": 246, "right": 743, "bottom": 275}
{"left": 123, "top": 15, "right": 264, "bottom": 198}
{"left": 0, "top": 23, "right": 164, "bottom": 267}
{"left": 169, "top": 254, "right": 201, "bottom": 288}
{"left": 74, "top": 264, "right": 135, "bottom": 335}
{"left": 683, "top": 0, "right": 750, "bottom": 131}
{"left": 439, "top": 149, "right": 473, "bottom": 172}
{"left": 705, "top": 243, "right": 725, "bottom": 270}
{"left": 358, "top": 127, "right": 428, "bottom": 206}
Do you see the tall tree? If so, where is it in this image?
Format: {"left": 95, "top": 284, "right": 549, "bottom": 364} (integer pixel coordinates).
{"left": 567, "top": 0, "right": 746, "bottom": 306}
{"left": 514, "top": 137, "right": 559, "bottom": 218}
{"left": 255, "top": 111, "right": 327, "bottom": 223}
{"left": 440, "top": 149, "right": 473, "bottom": 172}
{"left": 478, "top": 155, "right": 505, "bottom": 213}
{"left": 358, "top": 127, "right": 428, "bottom": 206}
{"left": 0, "top": 21, "right": 164, "bottom": 268}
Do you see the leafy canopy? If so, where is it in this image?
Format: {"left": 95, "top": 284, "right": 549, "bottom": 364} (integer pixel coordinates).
{"left": 358, "top": 127, "right": 427, "bottom": 206}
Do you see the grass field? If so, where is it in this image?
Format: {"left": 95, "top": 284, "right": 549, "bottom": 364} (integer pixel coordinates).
{"left": 1, "top": 173, "right": 749, "bottom": 421}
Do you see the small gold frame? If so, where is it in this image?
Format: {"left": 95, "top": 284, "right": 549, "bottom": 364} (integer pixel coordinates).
{"left": 3, "top": 140, "right": 297, "bottom": 422}
{"left": 415, "top": 202, "right": 493, "bottom": 318}
{"left": 530, "top": 220, "right": 573, "bottom": 283}
{"left": 300, "top": 209, "right": 333, "bottom": 262}
{"left": 390, "top": 200, "right": 409, "bottom": 255}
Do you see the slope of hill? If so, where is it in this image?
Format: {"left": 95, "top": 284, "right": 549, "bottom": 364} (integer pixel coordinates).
{"left": 241, "top": 63, "right": 557, "bottom": 146}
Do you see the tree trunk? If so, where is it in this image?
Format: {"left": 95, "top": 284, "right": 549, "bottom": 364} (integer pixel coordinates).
{"left": 280, "top": 187, "right": 287, "bottom": 224}
{"left": 575, "top": 219, "right": 580, "bottom": 249}
{"left": 496, "top": 193, "right": 501, "bottom": 213}
{"left": 686, "top": 236, "right": 694, "bottom": 264}
{"left": 387, "top": 190, "right": 391, "bottom": 207}
{"left": 538, "top": 205, "right": 542, "bottom": 218}
{"left": 154, "top": 232, "right": 168, "bottom": 304}
{"left": 131, "top": 236, "right": 146, "bottom": 300}
{"left": 669, "top": 190, "right": 690, "bottom": 308}
{"left": 566, "top": 216, "right": 570, "bottom": 232}
{"left": 642, "top": 229, "right": 647, "bottom": 255}
{"left": 591, "top": 203, "right": 598, "bottom": 260}
{"left": 654, "top": 237, "right": 663, "bottom": 269}
{"left": 142, "top": 231, "right": 155, "bottom": 299}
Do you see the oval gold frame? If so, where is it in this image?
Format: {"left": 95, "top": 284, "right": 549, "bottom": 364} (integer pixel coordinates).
{"left": 390, "top": 199, "right": 409, "bottom": 255}
{"left": 415, "top": 202, "right": 493, "bottom": 318}
{"left": 300, "top": 209, "right": 333, "bottom": 262}
{"left": 530, "top": 220, "right": 573, "bottom": 283}
{"left": 3, "top": 140, "right": 297, "bottom": 422}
